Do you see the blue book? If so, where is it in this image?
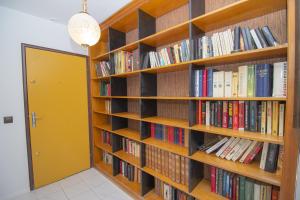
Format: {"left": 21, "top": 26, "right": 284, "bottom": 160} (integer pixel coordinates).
{"left": 222, "top": 171, "right": 227, "bottom": 196}
{"left": 256, "top": 64, "right": 273, "bottom": 97}
{"left": 207, "top": 68, "right": 214, "bottom": 97}
{"left": 175, "top": 128, "right": 179, "bottom": 144}
{"left": 181, "top": 129, "right": 184, "bottom": 145}
{"left": 199, "top": 70, "right": 203, "bottom": 97}
{"left": 249, "top": 101, "right": 258, "bottom": 132}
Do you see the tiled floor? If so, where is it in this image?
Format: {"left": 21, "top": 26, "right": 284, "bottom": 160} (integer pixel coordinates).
{"left": 10, "top": 168, "right": 134, "bottom": 200}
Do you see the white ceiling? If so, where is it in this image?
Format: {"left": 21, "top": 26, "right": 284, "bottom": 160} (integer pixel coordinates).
{"left": 0, "top": 0, "right": 131, "bottom": 24}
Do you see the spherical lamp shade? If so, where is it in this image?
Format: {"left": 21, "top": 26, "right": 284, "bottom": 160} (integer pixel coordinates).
{"left": 68, "top": 12, "right": 100, "bottom": 47}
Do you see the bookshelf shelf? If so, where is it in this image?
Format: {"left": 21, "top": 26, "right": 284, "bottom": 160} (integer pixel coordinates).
{"left": 142, "top": 166, "right": 189, "bottom": 193}
{"left": 191, "top": 124, "right": 284, "bottom": 145}
{"left": 111, "top": 112, "right": 141, "bottom": 121}
{"left": 90, "top": 0, "right": 294, "bottom": 199}
{"left": 114, "top": 150, "right": 141, "bottom": 169}
{"left": 190, "top": 179, "right": 227, "bottom": 200}
{"left": 143, "top": 137, "right": 188, "bottom": 157}
{"left": 141, "top": 116, "right": 189, "bottom": 129}
{"left": 113, "top": 128, "right": 141, "bottom": 142}
{"left": 190, "top": 151, "right": 281, "bottom": 186}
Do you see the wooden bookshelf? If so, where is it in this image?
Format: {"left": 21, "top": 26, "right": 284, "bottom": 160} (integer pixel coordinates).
{"left": 89, "top": 0, "right": 295, "bottom": 199}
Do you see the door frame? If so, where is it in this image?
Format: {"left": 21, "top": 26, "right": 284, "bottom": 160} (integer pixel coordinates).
{"left": 21, "top": 43, "right": 93, "bottom": 190}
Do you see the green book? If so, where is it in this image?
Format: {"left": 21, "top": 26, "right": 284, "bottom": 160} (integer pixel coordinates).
{"left": 247, "top": 65, "right": 255, "bottom": 97}
{"left": 239, "top": 176, "right": 246, "bottom": 200}
{"left": 245, "top": 178, "right": 254, "bottom": 200}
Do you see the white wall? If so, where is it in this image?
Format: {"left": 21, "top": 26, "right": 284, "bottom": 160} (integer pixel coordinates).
{"left": 0, "top": 6, "right": 87, "bottom": 200}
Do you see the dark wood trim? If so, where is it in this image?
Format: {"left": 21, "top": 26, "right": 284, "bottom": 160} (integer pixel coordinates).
{"left": 294, "top": 0, "right": 300, "bottom": 128}
{"left": 21, "top": 43, "right": 92, "bottom": 190}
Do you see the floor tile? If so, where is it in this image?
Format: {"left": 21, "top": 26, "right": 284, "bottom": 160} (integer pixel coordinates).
{"left": 62, "top": 181, "right": 90, "bottom": 198}
{"left": 69, "top": 190, "right": 100, "bottom": 200}
{"left": 33, "top": 182, "right": 62, "bottom": 198}
{"left": 10, "top": 192, "right": 37, "bottom": 200}
{"left": 59, "top": 174, "right": 83, "bottom": 189}
{"left": 36, "top": 190, "right": 67, "bottom": 200}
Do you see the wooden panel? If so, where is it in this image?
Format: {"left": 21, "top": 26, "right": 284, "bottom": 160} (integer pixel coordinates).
{"left": 113, "top": 128, "right": 140, "bottom": 142}
{"left": 111, "top": 112, "right": 140, "bottom": 121}
{"left": 157, "top": 70, "right": 189, "bottom": 97}
{"left": 128, "top": 99, "right": 140, "bottom": 114}
{"left": 190, "top": 179, "right": 227, "bottom": 200}
{"left": 204, "top": 0, "right": 239, "bottom": 13}
{"left": 126, "top": 28, "right": 139, "bottom": 44}
{"left": 111, "top": 11, "right": 138, "bottom": 33}
{"left": 141, "top": 116, "right": 189, "bottom": 129}
{"left": 128, "top": 119, "right": 140, "bottom": 131}
{"left": 127, "top": 75, "right": 141, "bottom": 96}
{"left": 157, "top": 100, "right": 189, "bottom": 121}
{"left": 114, "top": 150, "right": 140, "bottom": 168}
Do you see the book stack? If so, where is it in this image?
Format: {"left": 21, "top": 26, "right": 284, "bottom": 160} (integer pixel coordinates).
{"left": 102, "top": 151, "right": 113, "bottom": 165}
{"left": 121, "top": 138, "right": 140, "bottom": 158}
{"left": 145, "top": 145, "right": 189, "bottom": 185}
{"left": 117, "top": 160, "right": 141, "bottom": 183}
{"left": 95, "top": 61, "right": 111, "bottom": 77}
{"left": 101, "top": 131, "right": 112, "bottom": 146}
{"left": 150, "top": 123, "right": 188, "bottom": 147}
{"left": 193, "top": 25, "right": 279, "bottom": 60}
{"left": 154, "top": 178, "right": 195, "bottom": 200}
{"left": 210, "top": 166, "right": 280, "bottom": 199}
{"left": 104, "top": 100, "right": 111, "bottom": 114}
{"left": 192, "top": 62, "right": 287, "bottom": 98}
{"left": 111, "top": 50, "right": 139, "bottom": 74}
{"left": 196, "top": 100, "right": 285, "bottom": 136}
{"left": 145, "top": 39, "right": 191, "bottom": 68}
{"left": 99, "top": 81, "right": 111, "bottom": 96}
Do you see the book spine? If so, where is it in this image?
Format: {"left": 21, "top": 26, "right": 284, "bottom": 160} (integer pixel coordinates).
{"left": 238, "top": 101, "right": 245, "bottom": 131}
{"left": 217, "top": 101, "right": 223, "bottom": 127}
{"left": 249, "top": 101, "right": 258, "bottom": 132}
{"left": 208, "top": 69, "right": 214, "bottom": 97}
{"left": 267, "top": 101, "right": 273, "bottom": 134}
{"left": 233, "top": 101, "right": 239, "bottom": 130}
{"left": 222, "top": 101, "right": 229, "bottom": 128}
{"left": 278, "top": 103, "right": 285, "bottom": 136}
{"left": 203, "top": 69, "right": 207, "bottom": 97}
{"left": 228, "top": 101, "right": 233, "bottom": 129}
{"left": 261, "top": 101, "right": 267, "bottom": 134}
{"left": 272, "top": 101, "right": 279, "bottom": 136}
{"left": 265, "top": 143, "right": 280, "bottom": 172}
{"left": 211, "top": 166, "right": 216, "bottom": 192}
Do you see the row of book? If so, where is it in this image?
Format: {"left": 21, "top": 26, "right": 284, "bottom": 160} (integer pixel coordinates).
{"left": 144, "top": 39, "right": 191, "bottom": 68}
{"left": 196, "top": 100, "right": 285, "bottom": 136}
{"left": 154, "top": 178, "right": 195, "bottom": 200}
{"left": 211, "top": 166, "right": 280, "bottom": 200}
{"left": 117, "top": 160, "right": 141, "bottom": 183}
{"left": 101, "top": 131, "right": 112, "bottom": 146}
{"left": 99, "top": 81, "right": 111, "bottom": 96}
{"left": 121, "top": 138, "right": 140, "bottom": 158}
{"left": 200, "top": 136, "right": 281, "bottom": 172}
{"left": 104, "top": 100, "right": 111, "bottom": 114}
{"left": 95, "top": 61, "right": 111, "bottom": 77}
{"left": 111, "top": 50, "right": 139, "bottom": 74}
{"left": 102, "top": 151, "right": 113, "bottom": 165}
{"left": 193, "top": 25, "right": 279, "bottom": 60}
{"left": 145, "top": 145, "right": 189, "bottom": 185}
{"left": 193, "top": 62, "right": 287, "bottom": 98}
{"left": 150, "top": 123, "right": 188, "bottom": 147}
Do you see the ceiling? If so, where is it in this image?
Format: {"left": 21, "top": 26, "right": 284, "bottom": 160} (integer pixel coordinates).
{"left": 0, "top": 0, "right": 131, "bottom": 24}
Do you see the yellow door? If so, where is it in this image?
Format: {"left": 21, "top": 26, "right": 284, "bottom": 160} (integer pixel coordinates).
{"left": 25, "top": 47, "right": 90, "bottom": 188}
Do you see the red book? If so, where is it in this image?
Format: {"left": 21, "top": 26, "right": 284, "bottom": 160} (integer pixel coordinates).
{"left": 198, "top": 100, "right": 202, "bottom": 125}
{"left": 222, "top": 101, "right": 228, "bottom": 128}
{"left": 170, "top": 127, "right": 174, "bottom": 143}
{"left": 210, "top": 166, "right": 216, "bottom": 192}
{"left": 272, "top": 187, "right": 280, "bottom": 200}
{"left": 150, "top": 123, "right": 155, "bottom": 138}
{"left": 238, "top": 101, "right": 245, "bottom": 131}
{"left": 232, "top": 175, "right": 237, "bottom": 200}
{"left": 244, "top": 143, "right": 263, "bottom": 164}
{"left": 233, "top": 101, "right": 239, "bottom": 130}
{"left": 202, "top": 69, "right": 207, "bottom": 97}
{"left": 179, "top": 128, "right": 183, "bottom": 145}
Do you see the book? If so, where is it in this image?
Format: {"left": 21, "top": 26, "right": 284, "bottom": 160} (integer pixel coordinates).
{"left": 278, "top": 103, "right": 285, "bottom": 136}
{"left": 265, "top": 143, "right": 280, "bottom": 172}
{"left": 206, "top": 101, "right": 210, "bottom": 126}
{"left": 211, "top": 166, "right": 217, "bottom": 192}
{"left": 273, "top": 61, "right": 287, "bottom": 97}
{"left": 260, "top": 142, "right": 269, "bottom": 170}
{"left": 247, "top": 65, "right": 256, "bottom": 97}
{"left": 232, "top": 139, "right": 252, "bottom": 162}
{"left": 220, "top": 137, "right": 240, "bottom": 159}
{"left": 256, "top": 64, "right": 273, "bottom": 97}
{"left": 245, "top": 179, "right": 254, "bottom": 200}
{"left": 233, "top": 101, "right": 239, "bottom": 130}
{"left": 272, "top": 101, "right": 279, "bottom": 136}
{"left": 222, "top": 101, "right": 229, "bottom": 128}
{"left": 207, "top": 68, "right": 214, "bottom": 97}
{"left": 249, "top": 101, "right": 258, "bottom": 132}
{"left": 238, "top": 66, "right": 248, "bottom": 97}
{"left": 267, "top": 101, "right": 273, "bottom": 135}
{"left": 239, "top": 141, "right": 257, "bottom": 163}
{"left": 232, "top": 72, "right": 239, "bottom": 97}
{"left": 255, "top": 28, "right": 269, "bottom": 48}
{"left": 250, "top": 29, "right": 262, "bottom": 49}
{"left": 233, "top": 26, "right": 241, "bottom": 52}
{"left": 244, "top": 101, "right": 250, "bottom": 131}
{"left": 218, "top": 71, "right": 225, "bottom": 97}
{"left": 238, "top": 101, "right": 245, "bottom": 131}
{"left": 216, "top": 137, "right": 235, "bottom": 157}
{"left": 225, "top": 71, "right": 233, "bottom": 97}
{"left": 226, "top": 138, "right": 246, "bottom": 160}
{"left": 206, "top": 137, "right": 229, "bottom": 154}
{"left": 261, "top": 26, "right": 279, "bottom": 46}
{"left": 213, "top": 71, "right": 219, "bottom": 97}
{"left": 228, "top": 101, "right": 233, "bottom": 129}
{"left": 261, "top": 101, "right": 267, "bottom": 134}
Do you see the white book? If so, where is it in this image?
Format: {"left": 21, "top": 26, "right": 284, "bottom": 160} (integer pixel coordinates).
{"left": 213, "top": 71, "right": 219, "bottom": 97}
{"left": 254, "top": 183, "right": 261, "bottom": 200}
{"left": 227, "top": 29, "right": 234, "bottom": 52}
{"left": 225, "top": 138, "right": 246, "bottom": 160}
{"left": 163, "top": 48, "right": 170, "bottom": 65}
{"left": 250, "top": 29, "right": 263, "bottom": 49}
{"left": 232, "top": 72, "right": 239, "bottom": 97}
{"left": 223, "top": 31, "right": 231, "bottom": 54}
{"left": 218, "top": 32, "right": 227, "bottom": 55}
{"left": 232, "top": 139, "right": 252, "bottom": 161}
{"left": 194, "top": 70, "right": 200, "bottom": 97}
{"left": 164, "top": 184, "right": 169, "bottom": 200}
{"left": 202, "top": 36, "right": 209, "bottom": 58}
{"left": 206, "top": 137, "right": 229, "bottom": 154}
{"left": 220, "top": 137, "right": 240, "bottom": 159}
{"left": 239, "top": 140, "right": 258, "bottom": 163}
{"left": 173, "top": 44, "right": 180, "bottom": 63}
{"left": 211, "top": 34, "right": 219, "bottom": 56}
{"left": 186, "top": 39, "right": 190, "bottom": 60}
{"left": 273, "top": 61, "right": 287, "bottom": 97}
{"left": 224, "top": 71, "right": 233, "bottom": 97}
{"left": 216, "top": 32, "right": 223, "bottom": 56}
{"left": 206, "top": 101, "right": 210, "bottom": 126}
{"left": 238, "top": 65, "right": 248, "bottom": 97}
{"left": 279, "top": 103, "right": 285, "bottom": 136}
{"left": 267, "top": 101, "right": 272, "bottom": 135}
{"left": 218, "top": 71, "right": 225, "bottom": 97}
{"left": 260, "top": 142, "right": 269, "bottom": 169}
{"left": 216, "top": 137, "right": 235, "bottom": 157}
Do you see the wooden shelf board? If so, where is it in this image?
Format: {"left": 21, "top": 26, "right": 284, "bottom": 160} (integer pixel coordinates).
{"left": 140, "top": 21, "right": 189, "bottom": 47}
{"left": 143, "top": 137, "right": 188, "bottom": 157}
{"left": 144, "top": 190, "right": 163, "bottom": 200}
{"left": 92, "top": 96, "right": 112, "bottom": 99}
{"left": 113, "top": 128, "right": 141, "bottom": 142}
{"left": 190, "top": 151, "right": 281, "bottom": 186}
{"left": 140, "top": 63, "right": 190, "bottom": 74}
{"left": 142, "top": 166, "right": 189, "bottom": 193}
{"left": 141, "top": 96, "right": 191, "bottom": 100}
{"left": 190, "top": 179, "right": 227, "bottom": 200}
{"left": 191, "top": 124, "right": 284, "bottom": 145}
{"left": 190, "top": 97, "right": 287, "bottom": 101}
{"left": 191, "top": 0, "right": 287, "bottom": 32}
{"left": 114, "top": 150, "right": 140, "bottom": 168}
{"left": 94, "top": 123, "right": 112, "bottom": 131}
{"left": 91, "top": 76, "right": 110, "bottom": 81}
{"left": 110, "top": 11, "right": 138, "bottom": 33}
{"left": 93, "top": 110, "right": 109, "bottom": 115}
{"left": 94, "top": 142, "right": 113, "bottom": 153}
{"left": 112, "top": 112, "right": 141, "bottom": 120}
{"left": 111, "top": 70, "right": 140, "bottom": 78}
{"left": 141, "top": 116, "right": 189, "bottom": 129}
{"left": 114, "top": 174, "right": 141, "bottom": 195}
{"left": 95, "top": 161, "right": 113, "bottom": 175}
{"left": 111, "top": 96, "right": 141, "bottom": 99}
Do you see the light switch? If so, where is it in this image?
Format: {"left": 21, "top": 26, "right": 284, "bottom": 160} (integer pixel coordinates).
{"left": 3, "top": 116, "right": 13, "bottom": 124}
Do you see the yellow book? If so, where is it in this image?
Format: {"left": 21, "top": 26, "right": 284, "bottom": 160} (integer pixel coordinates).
{"left": 261, "top": 101, "right": 267, "bottom": 134}
{"left": 232, "top": 72, "right": 239, "bottom": 97}
{"left": 272, "top": 101, "right": 279, "bottom": 136}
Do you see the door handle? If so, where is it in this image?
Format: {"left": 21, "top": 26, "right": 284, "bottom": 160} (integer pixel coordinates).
{"left": 31, "top": 112, "right": 41, "bottom": 128}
